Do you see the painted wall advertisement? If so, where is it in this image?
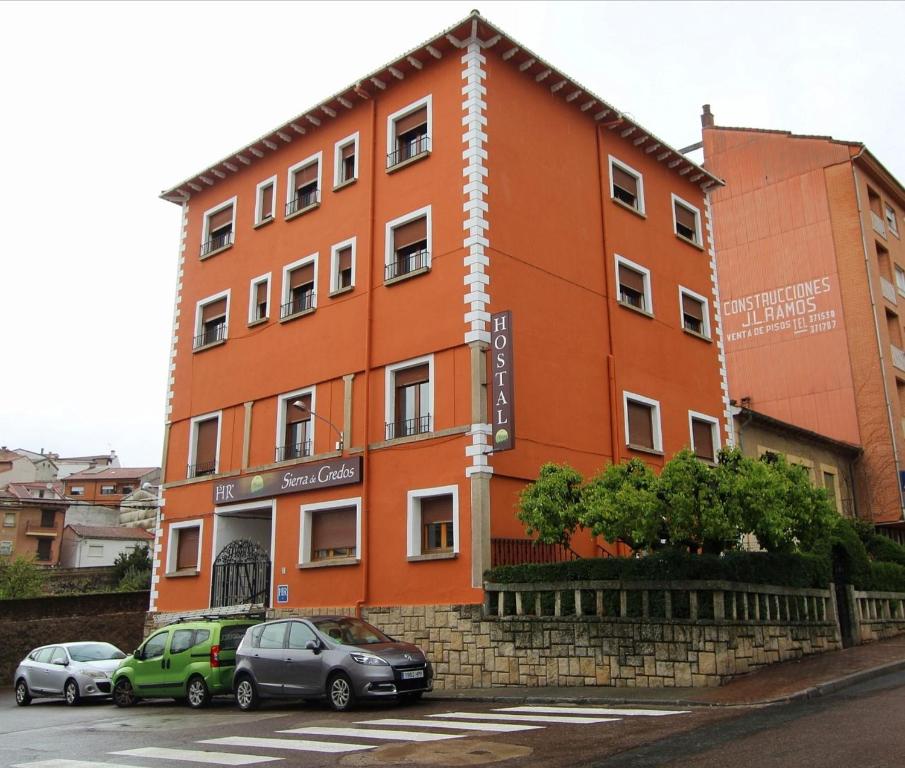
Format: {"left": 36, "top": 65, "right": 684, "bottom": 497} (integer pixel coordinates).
{"left": 491, "top": 310, "right": 515, "bottom": 452}
{"left": 722, "top": 275, "right": 840, "bottom": 346}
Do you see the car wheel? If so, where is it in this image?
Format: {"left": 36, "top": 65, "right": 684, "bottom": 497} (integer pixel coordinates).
{"left": 113, "top": 678, "right": 136, "bottom": 708}
{"left": 64, "top": 679, "right": 81, "bottom": 706}
{"left": 186, "top": 675, "right": 211, "bottom": 709}
{"left": 15, "top": 679, "right": 32, "bottom": 706}
{"left": 234, "top": 675, "right": 259, "bottom": 711}
{"left": 327, "top": 672, "right": 355, "bottom": 712}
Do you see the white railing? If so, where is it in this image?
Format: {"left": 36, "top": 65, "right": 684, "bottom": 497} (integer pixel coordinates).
{"left": 872, "top": 211, "right": 887, "bottom": 237}
{"left": 853, "top": 588, "right": 905, "bottom": 624}
{"left": 892, "top": 344, "right": 905, "bottom": 372}
{"left": 881, "top": 277, "right": 897, "bottom": 303}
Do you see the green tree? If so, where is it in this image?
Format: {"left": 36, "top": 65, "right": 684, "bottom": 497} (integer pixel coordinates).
{"left": 516, "top": 463, "right": 586, "bottom": 554}
{"left": 0, "top": 556, "right": 46, "bottom": 599}
{"left": 112, "top": 543, "right": 151, "bottom": 591}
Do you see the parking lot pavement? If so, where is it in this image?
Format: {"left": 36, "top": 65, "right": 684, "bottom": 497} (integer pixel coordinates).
{"left": 0, "top": 689, "right": 736, "bottom": 768}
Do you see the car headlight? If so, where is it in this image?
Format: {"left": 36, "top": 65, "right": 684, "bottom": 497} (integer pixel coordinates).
{"left": 349, "top": 652, "right": 389, "bottom": 666}
{"left": 82, "top": 670, "right": 108, "bottom": 679}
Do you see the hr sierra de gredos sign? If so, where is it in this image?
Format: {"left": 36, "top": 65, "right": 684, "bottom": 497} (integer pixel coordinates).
{"left": 213, "top": 456, "right": 362, "bottom": 504}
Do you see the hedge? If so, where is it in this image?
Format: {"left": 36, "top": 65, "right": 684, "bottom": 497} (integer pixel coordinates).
{"left": 485, "top": 548, "right": 831, "bottom": 589}
{"left": 861, "top": 561, "right": 905, "bottom": 593}
{"left": 866, "top": 534, "right": 905, "bottom": 568}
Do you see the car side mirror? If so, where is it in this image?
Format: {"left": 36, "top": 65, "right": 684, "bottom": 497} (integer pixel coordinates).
{"left": 133, "top": 648, "right": 143, "bottom": 660}
{"left": 305, "top": 640, "right": 321, "bottom": 654}
{"left": 53, "top": 659, "right": 68, "bottom": 666}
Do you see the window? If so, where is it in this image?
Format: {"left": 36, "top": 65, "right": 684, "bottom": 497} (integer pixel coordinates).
{"left": 299, "top": 498, "right": 361, "bottom": 566}
{"left": 689, "top": 411, "right": 720, "bottom": 462}
{"left": 248, "top": 274, "right": 271, "bottom": 324}
{"left": 679, "top": 286, "right": 711, "bottom": 338}
{"left": 330, "top": 238, "right": 356, "bottom": 295}
{"left": 288, "top": 621, "right": 318, "bottom": 649}
{"left": 334, "top": 133, "right": 359, "bottom": 188}
{"left": 385, "top": 356, "right": 433, "bottom": 440}
{"left": 188, "top": 412, "right": 220, "bottom": 478}
{"left": 3, "top": 512, "right": 15, "bottom": 527}
{"left": 194, "top": 291, "right": 230, "bottom": 350}
{"left": 281, "top": 255, "right": 318, "bottom": 319}
{"left": 40, "top": 510, "right": 55, "bottom": 528}
{"left": 672, "top": 194, "right": 702, "bottom": 246}
{"left": 36, "top": 538, "right": 52, "bottom": 561}
{"left": 276, "top": 389, "right": 314, "bottom": 462}
{"left": 255, "top": 176, "right": 277, "bottom": 225}
{"left": 254, "top": 622, "right": 288, "bottom": 649}
{"left": 896, "top": 266, "right": 905, "bottom": 296}
{"left": 0, "top": 541, "right": 12, "bottom": 555}
{"left": 88, "top": 544, "right": 104, "bottom": 558}
{"left": 167, "top": 521, "right": 202, "bottom": 573}
{"left": 169, "top": 629, "right": 195, "bottom": 655}
{"left": 887, "top": 310, "right": 902, "bottom": 349}
{"left": 70, "top": 486, "right": 84, "bottom": 496}
{"left": 886, "top": 204, "right": 900, "bottom": 237}
{"left": 387, "top": 96, "right": 431, "bottom": 170}
{"left": 823, "top": 469, "right": 839, "bottom": 513}
{"left": 615, "top": 255, "right": 652, "bottom": 314}
{"left": 100, "top": 485, "right": 115, "bottom": 495}
{"left": 623, "top": 391, "right": 662, "bottom": 453}
{"left": 50, "top": 648, "right": 68, "bottom": 665}
{"left": 200, "top": 199, "right": 236, "bottom": 257}
{"left": 385, "top": 207, "right": 431, "bottom": 283}
{"left": 121, "top": 485, "right": 134, "bottom": 495}
{"left": 142, "top": 632, "right": 168, "bottom": 660}
{"left": 608, "top": 156, "right": 644, "bottom": 214}
{"left": 407, "top": 486, "right": 458, "bottom": 559}
{"left": 286, "top": 153, "right": 322, "bottom": 218}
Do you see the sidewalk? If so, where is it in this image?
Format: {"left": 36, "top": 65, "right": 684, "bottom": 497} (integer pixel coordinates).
{"left": 425, "top": 636, "right": 905, "bottom": 708}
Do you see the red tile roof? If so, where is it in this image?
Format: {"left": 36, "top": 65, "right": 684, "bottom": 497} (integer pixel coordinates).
{"left": 65, "top": 525, "right": 154, "bottom": 541}
{"left": 64, "top": 467, "right": 158, "bottom": 482}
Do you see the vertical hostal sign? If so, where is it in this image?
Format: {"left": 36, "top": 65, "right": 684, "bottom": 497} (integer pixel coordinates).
{"left": 491, "top": 311, "right": 515, "bottom": 451}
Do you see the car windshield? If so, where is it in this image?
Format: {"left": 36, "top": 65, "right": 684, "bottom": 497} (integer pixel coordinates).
{"left": 67, "top": 643, "right": 126, "bottom": 662}
{"left": 313, "top": 618, "right": 391, "bottom": 646}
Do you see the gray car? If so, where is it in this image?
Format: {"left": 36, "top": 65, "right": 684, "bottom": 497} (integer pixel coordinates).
{"left": 233, "top": 616, "right": 433, "bottom": 712}
{"left": 14, "top": 642, "right": 126, "bottom": 706}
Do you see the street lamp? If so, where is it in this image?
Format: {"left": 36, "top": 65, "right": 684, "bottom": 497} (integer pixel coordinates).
{"left": 292, "top": 400, "right": 344, "bottom": 451}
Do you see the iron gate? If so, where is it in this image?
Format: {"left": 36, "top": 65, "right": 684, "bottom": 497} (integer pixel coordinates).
{"left": 211, "top": 539, "right": 271, "bottom": 608}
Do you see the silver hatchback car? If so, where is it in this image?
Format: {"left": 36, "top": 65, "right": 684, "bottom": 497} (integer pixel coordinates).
{"left": 14, "top": 642, "right": 126, "bottom": 706}
{"left": 233, "top": 616, "right": 433, "bottom": 711}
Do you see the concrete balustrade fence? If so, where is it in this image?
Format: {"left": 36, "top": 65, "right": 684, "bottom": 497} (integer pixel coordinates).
{"left": 851, "top": 586, "right": 905, "bottom": 643}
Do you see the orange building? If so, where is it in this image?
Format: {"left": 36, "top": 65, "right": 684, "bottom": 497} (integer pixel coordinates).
{"left": 702, "top": 107, "right": 905, "bottom": 535}
{"left": 151, "top": 13, "right": 729, "bottom": 617}
{"left": 62, "top": 467, "right": 160, "bottom": 505}
{"left": 0, "top": 483, "right": 68, "bottom": 565}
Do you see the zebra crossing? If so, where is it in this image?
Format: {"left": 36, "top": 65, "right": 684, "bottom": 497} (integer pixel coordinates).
{"left": 11, "top": 705, "right": 690, "bottom": 767}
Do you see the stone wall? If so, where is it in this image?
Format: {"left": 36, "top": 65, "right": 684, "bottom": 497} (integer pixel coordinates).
{"left": 1, "top": 591, "right": 149, "bottom": 684}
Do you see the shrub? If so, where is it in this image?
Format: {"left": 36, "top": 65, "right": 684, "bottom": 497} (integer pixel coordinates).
{"left": 112, "top": 544, "right": 151, "bottom": 582}
{"left": 117, "top": 565, "right": 151, "bottom": 592}
{"left": 865, "top": 534, "right": 905, "bottom": 568}
{"left": 862, "top": 561, "right": 905, "bottom": 593}
{"left": 0, "top": 556, "right": 46, "bottom": 599}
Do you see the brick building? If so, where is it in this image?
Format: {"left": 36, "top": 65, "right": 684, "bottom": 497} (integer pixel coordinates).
{"left": 702, "top": 107, "right": 905, "bottom": 536}
{"left": 151, "top": 12, "right": 730, "bottom": 617}
{"left": 62, "top": 467, "right": 160, "bottom": 505}
{"left": 0, "top": 483, "right": 68, "bottom": 564}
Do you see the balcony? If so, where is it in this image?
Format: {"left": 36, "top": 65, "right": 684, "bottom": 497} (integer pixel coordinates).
{"left": 891, "top": 344, "right": 905, "bottom": 373}
{"left": 285, "top": 188, "right": 320, "bottom": 219}
{"left": 387, "top": 135, "right": 431, "bottom": 171}
{"left": 385, "top": 250, "right": 430, "bottom": 284}
{"left": 872, "top": 211, "right": 886, "bottom": 238}
{"left": 385, "top": 415, "right": 431, "bottom": 441}
{"left": 200, "top": 230, "right": 233, "bottom": 257}
{"left": 275, "top": 441, "right": 312, "bottom": 463}
{"left": 280, "top": 292, "right": 315, "bottom": 321}
{"left": 25, "top": 521, "right": 58, "bottom": 537}
{"left": 187, "top": 461, "right": 216, "bottom": 479}
{"left": 193, "top": 323, "right": 227, "bottom": 350}
{"left": 881, "top": 277, "right": 897, "bottom": 304}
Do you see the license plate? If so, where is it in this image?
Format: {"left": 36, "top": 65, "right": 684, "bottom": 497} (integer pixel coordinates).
{"left": 401, "top": 669, "right": 424, "bottom": 680}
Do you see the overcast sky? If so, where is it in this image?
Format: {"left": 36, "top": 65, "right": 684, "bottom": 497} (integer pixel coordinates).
{"left": 1, "top": 1, "right": 903, "bottom": 469}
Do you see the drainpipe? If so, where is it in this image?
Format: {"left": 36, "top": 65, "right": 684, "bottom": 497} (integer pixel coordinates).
{"left": 850, "top": 151, "right": 905, "bottom": 519}
{"left": 356, "top": 95, "right": 378, "bottom": 617}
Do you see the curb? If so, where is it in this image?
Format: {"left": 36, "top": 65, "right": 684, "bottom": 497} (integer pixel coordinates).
{"left": 760, "top": 657, "right": 905, "bottom": 705}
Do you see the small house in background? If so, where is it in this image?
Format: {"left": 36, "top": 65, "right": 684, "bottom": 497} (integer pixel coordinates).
{"left": 0, "top": 482, "right": 69, "bottom": 565}
{"left": 60, "top": 524, "right": 153, "bottom": 568}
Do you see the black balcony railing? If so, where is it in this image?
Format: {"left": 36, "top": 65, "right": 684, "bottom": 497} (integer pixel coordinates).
{"left": 386, "top": 250, "right": 430, "bottom": 282}
{"left": 387, "top": 135, "right": 431, "bottom": 169}
{"left": 280, "top": 291, "right": 315, "bottom": 319}
{"left": 193, "top": 322, "right": 227, "bottom": 349}
{"left": 276, "top": 440, "right": 312, "bottom": 462}
{"left": 200, "top": 229, "right": 233, "bottom": 257}
{"left": 285, "top": 188, "right": 320, "bottom": 217}
{"left": 385, "top": 414, "right": 431, "bottom": 440}
{"left": 188, "top": 460, "right": 216, "bottom": 478}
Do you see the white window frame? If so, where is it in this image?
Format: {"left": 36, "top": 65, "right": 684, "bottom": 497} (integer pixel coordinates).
{"left": 623, "top": 390, "right": 663, "bottom": 452}
{"left": 896, "top": 266, "right": 905, "bottom": 296}
{"left": 280, "top": 253, "right": 319, "bottom": 317}
{"left": 385, "top": 205, "right": 432, "bottom": 277}
{"left": 3, "top": 512, "right": 15, "bottom": 527}
{"left": 678, "top": 285, "right": 711, "bottom": 339}
{"left": 254, "top": 175, "right": 278, "bottom": 225}
{"left": 166, "top": 518, "right": 204, "bottom": 574}
{"left": 330, "top": 237, "right": 357, "bottom": 295}
{"left": 194, "top": 289, "right": 231, "bottom": 346}
{"left": 406, "top": 484, "right": 459, "bottom": 558}
{"left": 671, "top": 193, "right": 703, "bottom": 246}
{"left": 275, "top": 386, "right": 316, "bottom": 461}
{"left": 298, "top": 496, "right": 362, "bottom": 566}
{"left": 69, "top": 487, "right": 84, "bottom": 496}
{"left": 100, "top": 485, "right": 115, "bottom": 495}
{"left": 615, "top": 254, "right": 653, "bottom": 315}
{"left": 187, "top": 410, "right": 222, "bottom": 479}
{"left": 200, "top": 196, "right": 237, "bottom": 255}
{"left": 608, "top": 155, "right": 645, "bottom": 215}
{"left": 386, "top": 95, "right": 432, "bottom": 164}
{"left": 0, "top": 540, "right": 13, "bottom": 555}
{"left": 886, "top": 203, "right": 900, "bottom": 237}
{"left": 385, "top": 354, "right": 435, "bottom": 437}
{"left": 285, "top": 151, "right": 323, "bottom": 218}
{"left": 688, "top": 410, "right": 721, "bottom": 461}
{"left": 248, "top": 272, "right": 272, "bottom": 324}
{"left": 87, "top": 543, "right": 104, "bottom": 558}
{"left": 333, "top": 132, "right": 360, "bottom": 188}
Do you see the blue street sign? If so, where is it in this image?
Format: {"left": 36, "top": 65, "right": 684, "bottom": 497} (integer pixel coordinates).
{"left": 277, "top": 584, "right": 289, "bottom": 604}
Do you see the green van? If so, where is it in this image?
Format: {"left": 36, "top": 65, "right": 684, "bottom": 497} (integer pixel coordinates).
{"left": 112, "top": 617, "right": 260, "bottom": 708}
